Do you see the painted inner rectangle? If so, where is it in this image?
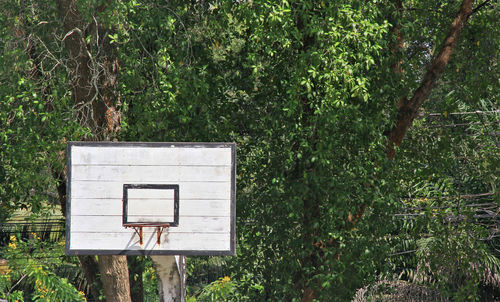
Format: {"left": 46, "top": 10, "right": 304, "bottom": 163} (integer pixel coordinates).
{"left": 127, "top": 188, "right": 175, "bottom": 223}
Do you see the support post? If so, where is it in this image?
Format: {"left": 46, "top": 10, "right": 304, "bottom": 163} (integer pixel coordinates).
{"left": 151, "top": 255, "right": 186, "bottom": 302}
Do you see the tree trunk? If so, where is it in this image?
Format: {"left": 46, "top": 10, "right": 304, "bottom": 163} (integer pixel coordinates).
{"left": 56, "top": 0, "right": 129, "bottom": 301}
{"left": 98, "top": 255, "right": 132, "bottom": 302}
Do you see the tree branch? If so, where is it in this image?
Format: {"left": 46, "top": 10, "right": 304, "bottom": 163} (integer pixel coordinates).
{"left": 471, "top": 0, "right": 493, "bottom": 16}
{"left": 386, "top": 0, "right": 475, "bottom": 159}
{"left": 7, "top": 274, "right": 28, "bottom": 297}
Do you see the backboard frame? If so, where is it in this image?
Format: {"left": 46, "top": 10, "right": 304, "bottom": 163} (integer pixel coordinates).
{"left": 65, "top": 141, "right": 236, "bottom": 256}
{"left": 122, "top": 184, "right": 179, "bottom": 227}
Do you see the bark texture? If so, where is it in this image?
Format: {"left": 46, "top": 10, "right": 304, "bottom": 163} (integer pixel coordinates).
{"left": 386, "top": 0, "right": 474, "bottom": 159}
{"left": 56, "top": 0, "right": 121, "bottom": 138}
{"left": 98, "top": 255, "right": 132, "bottom": 302}
{"left": 57, "top": 0, "right": 94, "bottom": 130}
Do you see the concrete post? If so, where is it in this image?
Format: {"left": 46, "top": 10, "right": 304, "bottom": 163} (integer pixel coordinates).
{"left": 151, "top": 255, "right": 186, "bottom": 302}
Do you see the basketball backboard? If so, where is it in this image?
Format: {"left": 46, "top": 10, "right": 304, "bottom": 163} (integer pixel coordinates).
{"left": 65, "top": 142, "right": 236, "bottom": 255}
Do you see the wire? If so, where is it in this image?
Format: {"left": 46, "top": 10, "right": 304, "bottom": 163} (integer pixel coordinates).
{"left": 424, "top": 110, "right": 499, "bottom": 117}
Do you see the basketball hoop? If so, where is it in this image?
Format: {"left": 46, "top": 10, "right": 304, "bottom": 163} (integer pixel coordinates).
{"left": 66, "top": 142, "right": 236, "bottom": 256}
{"left": 123, "top": 222, "right": 170, "bottom": 245}
{"left": 122, "top": 184, "right": 179, "bottom": 246}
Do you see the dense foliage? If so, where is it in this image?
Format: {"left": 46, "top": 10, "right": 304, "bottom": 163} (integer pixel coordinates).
{"left": 0, "top": 0, "right": 498, "bottom": 301}
{"left": 0, "top": 234, "right": 85, "bottom": 301}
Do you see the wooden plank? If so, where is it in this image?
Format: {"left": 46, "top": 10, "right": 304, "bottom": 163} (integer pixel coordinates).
{"left": 71, "top": 165, "right": 231, "bottom": 182}
{"left": 69, "top": 232, "right": 231, "bottom": 251}
{"left": 71, "top": 216, "right": 230, "bottom": 233}
{"left": 71, "top": 181, "right": 231, "bottom": 200}
{"left": 71, "top": 198, "right": 231, "bottom": 217}
{"left": 71, "top": 146, "right": 232, "bottom": 166}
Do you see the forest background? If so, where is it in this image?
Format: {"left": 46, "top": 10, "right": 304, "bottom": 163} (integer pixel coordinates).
{"left": 0, "top": 0, "right": 498, "bottom": 301}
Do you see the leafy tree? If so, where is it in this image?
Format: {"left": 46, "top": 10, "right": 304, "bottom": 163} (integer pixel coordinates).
{"left": 118, "top": 2, "right": 393, "bottom": 300}
{"left": 0, "top": 235, "right": 85, "bottom": 301}
{"left": 118, "top": 1, "right": 498, "bottom": 300}
{"left": 1, "top": 0, "right": 497, "bottom": 301}
{"left": 0, "top": 0, "right": 129, "bottom": 300}
{"left": 385, "top": 105, "right": 499, "bottom": 300}
{"left": 381, "top": 0, "right": 499, "bottom": 299}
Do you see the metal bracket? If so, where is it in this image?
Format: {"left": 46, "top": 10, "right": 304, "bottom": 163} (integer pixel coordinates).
{"left": 124, "top": 223, "right": 170, "bottom": 245}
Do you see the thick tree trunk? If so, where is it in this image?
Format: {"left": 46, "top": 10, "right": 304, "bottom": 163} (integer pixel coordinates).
{"left": 56, "top": 1, "right": 129, "bottom": 301}
{"left": 56, "top": 0, "right": 95, "bottom": 131}
{"left": 98, "top": 255, "right": 132, "bottom": 302}
{"left": 292, "top": 9, "right": 321, "bottom": 302}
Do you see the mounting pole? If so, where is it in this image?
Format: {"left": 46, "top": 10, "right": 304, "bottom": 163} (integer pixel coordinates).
{"left": 151, "top": 255, "right": 186, "bottom": 302}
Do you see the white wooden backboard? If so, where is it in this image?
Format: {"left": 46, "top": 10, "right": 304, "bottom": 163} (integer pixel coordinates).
{"left": 66, "top": 142, "right": 236, "bottom": 255}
